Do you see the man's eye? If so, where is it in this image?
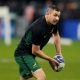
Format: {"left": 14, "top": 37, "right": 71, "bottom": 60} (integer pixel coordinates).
{"left": 54, "top": 15, "right": 57, "bottom": 17}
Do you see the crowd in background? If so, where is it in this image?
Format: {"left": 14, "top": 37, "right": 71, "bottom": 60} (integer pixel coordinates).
{"left": 0, "top": 0, "right": 80, "bottom": 19}
{"left": 0, "top": 0, "right": 80, "bottom": 38}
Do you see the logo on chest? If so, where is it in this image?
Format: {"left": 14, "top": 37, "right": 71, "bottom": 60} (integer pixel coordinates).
{"left": 44, "top": 35, "right": 47, "bottom": 38}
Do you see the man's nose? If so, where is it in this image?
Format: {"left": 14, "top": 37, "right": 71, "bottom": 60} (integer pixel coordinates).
{"left": 56, "top": 17, "right": 59, "bottom": 21}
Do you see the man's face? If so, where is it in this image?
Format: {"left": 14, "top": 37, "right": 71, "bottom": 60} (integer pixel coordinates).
{"left": 48, "top": 10, "right": 61, "bottom": 25}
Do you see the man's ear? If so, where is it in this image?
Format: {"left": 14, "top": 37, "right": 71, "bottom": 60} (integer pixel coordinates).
{"left": 46, "top": 11, "right": 49, "bottom": 15}
{"left": 46, "top": 8, "right": 52, "bottom": 15}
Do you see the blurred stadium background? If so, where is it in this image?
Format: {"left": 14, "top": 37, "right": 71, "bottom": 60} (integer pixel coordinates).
{"left": 0, "top": 0, "right": 80, "bottom": 80}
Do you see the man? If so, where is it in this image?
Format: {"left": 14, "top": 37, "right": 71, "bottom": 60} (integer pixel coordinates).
{"left": 14, "top": 5, "right": 64, "bottom": 80}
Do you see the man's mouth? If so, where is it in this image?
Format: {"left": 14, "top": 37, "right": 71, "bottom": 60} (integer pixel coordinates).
{"left": 52, "top": 21, "right": 58, "bottom": 25}
{"left": 53, "top": 21, "right": 58, "bottom": 23}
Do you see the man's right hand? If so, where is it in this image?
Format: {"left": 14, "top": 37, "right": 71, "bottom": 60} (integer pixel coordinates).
{"left": 48, "top": 57, "right": 59, "bottom": 66}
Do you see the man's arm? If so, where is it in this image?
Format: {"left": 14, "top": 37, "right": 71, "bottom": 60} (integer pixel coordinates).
{"left": 32, "top": 44, "right": 55, "bottom": 62}
{"left": 52, "top": 32, "right": 65, "bottom": 71}
{"left": 52, "top": 32, "right": 62, "bottom": 55}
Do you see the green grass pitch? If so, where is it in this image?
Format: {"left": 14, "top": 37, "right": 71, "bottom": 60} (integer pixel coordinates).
{"left": 0, "top": 39, "right": 80, "bottom": 80}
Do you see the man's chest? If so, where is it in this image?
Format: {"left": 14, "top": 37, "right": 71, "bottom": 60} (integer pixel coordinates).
{"left": 42, "top": 27, "right": 54, "bottom": 39}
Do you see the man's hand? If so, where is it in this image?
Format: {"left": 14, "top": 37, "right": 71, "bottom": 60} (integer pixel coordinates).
{"left": 49, "top": 54, "right": 65, "bottom": 72}
{"left": 53, "top": 54, "right": 65, "bottom": 72}
{"left": 54, "top": 54, "right": 64, "bottom": 63}
{"left": 49, "top": 57, "right": 59, "bottom": 65}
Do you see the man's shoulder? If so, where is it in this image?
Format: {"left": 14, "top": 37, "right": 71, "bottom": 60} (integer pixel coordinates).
{"left": 31, "top": 17, "right": 44, "bottom": 26}
{"left": 30, "top": 17, "right": 44, "bottom": 31}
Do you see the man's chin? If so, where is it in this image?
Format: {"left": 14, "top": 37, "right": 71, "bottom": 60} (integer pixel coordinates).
{"left": 52, "top": 22, "right": 57, "bottom": 25}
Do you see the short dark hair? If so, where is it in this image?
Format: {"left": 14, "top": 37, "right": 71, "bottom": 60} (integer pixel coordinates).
{"left": 48, "top": 5, "right": 60, "bottom": 11}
